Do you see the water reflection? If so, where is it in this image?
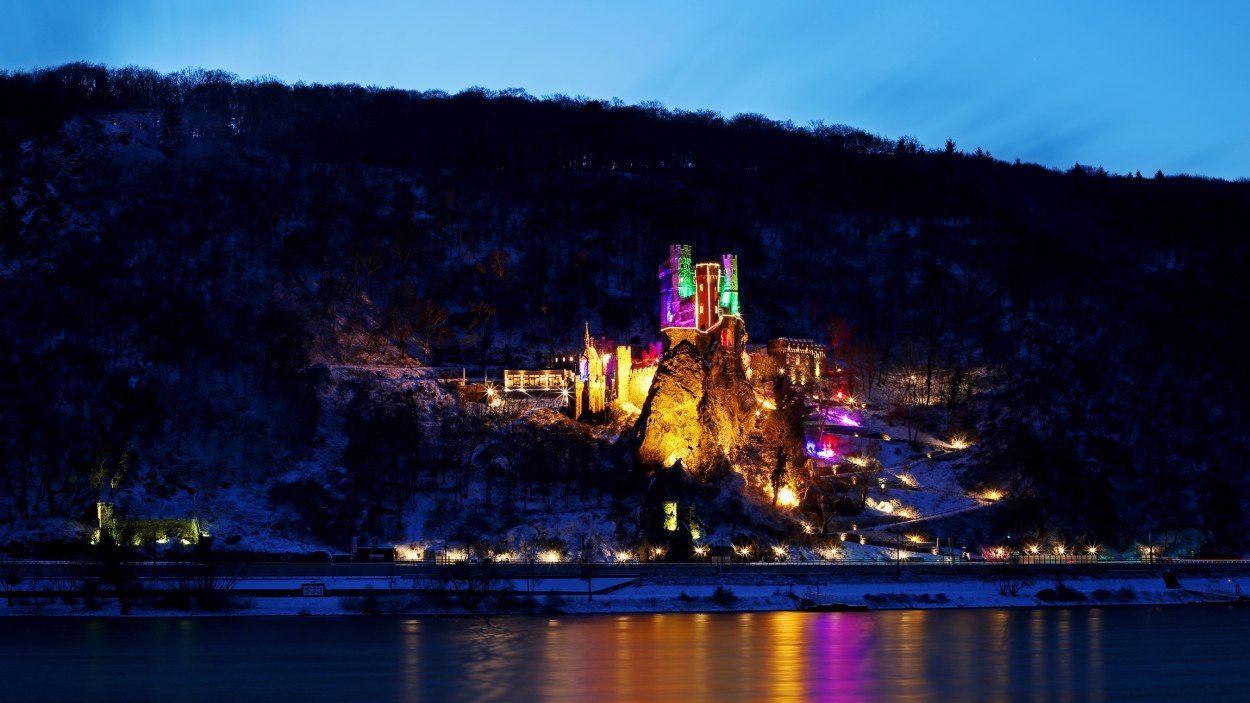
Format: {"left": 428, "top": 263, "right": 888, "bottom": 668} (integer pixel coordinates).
{"left": 400, "top": 619, "right": 420, "bottom": 702}
{"left": 527, "top": 607, "right": 1104, "bottom": 703}
{"left": 2, "top": 607, "right": 1248, "bottom": 702}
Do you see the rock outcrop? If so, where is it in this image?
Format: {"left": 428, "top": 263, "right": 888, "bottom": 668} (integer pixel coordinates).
{"left": 630, "top": 317, "right": 755, "bottom": 473}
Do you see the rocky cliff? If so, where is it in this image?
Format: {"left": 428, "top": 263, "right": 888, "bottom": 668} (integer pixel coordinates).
{"left": 630, "top": 318, "right": 756, "bottom": 473}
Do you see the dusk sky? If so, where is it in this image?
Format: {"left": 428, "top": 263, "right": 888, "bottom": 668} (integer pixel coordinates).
{"left": 3, "top": 1, "right": 1248, "bottom": 180}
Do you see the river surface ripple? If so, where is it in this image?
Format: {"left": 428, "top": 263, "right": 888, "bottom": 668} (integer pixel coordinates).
{"left": 2, "top": 606, "right": 1247, "bottom": 702}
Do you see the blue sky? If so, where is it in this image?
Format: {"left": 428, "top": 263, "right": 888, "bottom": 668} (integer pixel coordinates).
{"left": 3, "top": 1, "right": 1248, "bottom": 179}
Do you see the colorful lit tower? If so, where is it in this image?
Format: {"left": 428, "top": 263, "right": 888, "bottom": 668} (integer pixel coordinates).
{"left": 659, "top": 244, "right": 695, "bottom": 329}
{"left": 578, "top": 321, "right": 607, "bottom": 416}
{"left": 694, "top": 262, "right": 722, "bottom": 332}
{"left": 615, "top": 344, "right": 632, "bottom": 405}
{"left": 720, "top": 253, "right": 740, "bottom": 317}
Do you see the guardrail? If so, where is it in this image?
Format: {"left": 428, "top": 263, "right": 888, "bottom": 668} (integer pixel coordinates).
{"left": 5, "top": 557, "right": 1250, "bottom": 580}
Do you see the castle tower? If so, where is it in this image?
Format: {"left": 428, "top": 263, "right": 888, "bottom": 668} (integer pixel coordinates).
{"left": 720, "top": 253, "right": 740, "bottom": 317}
{"left": 615, "top": 345, "right": 632, "bottom": 405}
{"left": 94, "top": 501, "right": 116, "bottom": 545}
{"left": 694, "top": 262, "right": 722, "bottom": 332}
{"left": 576, "top": 322, "right": 608, "bottom": 416}
{"left": 97, "top": 502, "right": 114, "bottom": 529}
{"left": 571, "top": 374, "right": 585, "bottom": 420}
{"left": 659, "top": 244, "right": 694, "bottom": 329}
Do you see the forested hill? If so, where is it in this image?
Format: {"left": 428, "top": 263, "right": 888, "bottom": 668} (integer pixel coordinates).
{"left": 3, "top": 63, "right": 1249, "bottom": 551}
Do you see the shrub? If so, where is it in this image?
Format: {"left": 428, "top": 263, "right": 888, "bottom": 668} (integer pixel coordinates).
{"left": 196, "top": 591, "right": 246, "bottom": 611}
{"left": 542, "top": 594, "right": 565, "bottom": 614}
{"left": 1055, "top": 583, "right": 1087, "bottom": 601}
{"left": 864, "top": 592, "right": 910, "bottom": 605}
{"left": 1093, "top": 586, "right": 1137, "bottom": 603}
{"left": 492, "top": 591, "right": 529, "bottom": 610}
{"left": 1037, "top": 583, "right": 1087, "bottom": 602}
{"left": 711, "top": 586, "right": 738, "bottom": 607}
{"left": 339, "top": 589, "right": 382, "bottom": 614}
{"left": 160, "top": 592, "right": 195, "bottom": 611}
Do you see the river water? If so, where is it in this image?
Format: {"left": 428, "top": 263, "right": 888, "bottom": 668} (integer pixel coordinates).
{"left": 2, "top": 606, "right": 1247, "bottom": 702}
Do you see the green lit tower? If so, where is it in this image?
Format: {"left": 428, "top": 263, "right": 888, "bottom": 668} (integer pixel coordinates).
{"left": 660, "top": 244, "right": 695, "bottom": 328}
{"left": 719, "top": 253, "right": 740, "bottom": 317}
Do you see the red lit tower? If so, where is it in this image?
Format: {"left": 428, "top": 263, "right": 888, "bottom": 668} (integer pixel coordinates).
{"left": 694, "top": 262, "right": 722, "bottom": 332}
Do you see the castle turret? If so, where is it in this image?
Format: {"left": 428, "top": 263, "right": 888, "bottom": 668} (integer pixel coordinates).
{"left": 571, "top": 322, "right": 608, "bottom": 419}
{"left": 720, "top": 253, "right": 740, "bottom": 316}
{"left": 616, "top": 345, "right": 632, "bottom": 405}
{"left": 694, "top": 262, "right": 722, "bottom": 332}
{"left": 97, "top": 502, "right": 114, "bottom": 529}
{"left": 659, "top": 244, "right": 695, "bottom": 329}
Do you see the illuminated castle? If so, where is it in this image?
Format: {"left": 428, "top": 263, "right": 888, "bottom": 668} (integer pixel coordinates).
{"left": 658, "top": 244, "right": 741, "bottom": 349}
{"left": 631, "top": 244, "right": 752, "bottom": 470}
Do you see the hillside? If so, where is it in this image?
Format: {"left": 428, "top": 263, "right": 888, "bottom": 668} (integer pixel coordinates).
{"left": 2, "top": 63, "right": 1249, "bottom": 555}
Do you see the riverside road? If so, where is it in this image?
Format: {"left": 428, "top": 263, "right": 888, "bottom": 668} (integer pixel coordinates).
{"left": 7, "top": 557, "right": 1250, "bottom": 581}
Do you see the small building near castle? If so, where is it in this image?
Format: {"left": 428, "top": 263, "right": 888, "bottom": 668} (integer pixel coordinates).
{"left": 503, "top": 369, "right": 574, "bottom": 394}
{"left": 768, "top": 338, "right": 825, "bottom": 386}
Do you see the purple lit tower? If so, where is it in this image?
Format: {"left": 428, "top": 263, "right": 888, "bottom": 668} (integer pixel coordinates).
{"left": 659, "top": 244, "right": 695, "bottom": 329}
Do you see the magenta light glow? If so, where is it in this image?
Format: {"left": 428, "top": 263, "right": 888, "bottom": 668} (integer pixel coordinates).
{"left": 826, "top": 409, "right": 861, "bottom": 427}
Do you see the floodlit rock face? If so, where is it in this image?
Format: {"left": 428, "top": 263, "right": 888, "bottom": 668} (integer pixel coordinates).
{"left": 701, "top": 330, "right": 756, "bottom": 463}
{"left": 631, "top": 317, "right": 754, "bottom": 473}
{"left": 633, "top": 340, "right": 706, "bottom": 467}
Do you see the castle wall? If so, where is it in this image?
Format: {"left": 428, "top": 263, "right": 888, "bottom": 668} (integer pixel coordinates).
{"left": 626, "top": 364, "right": 656, "bottom": 407}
